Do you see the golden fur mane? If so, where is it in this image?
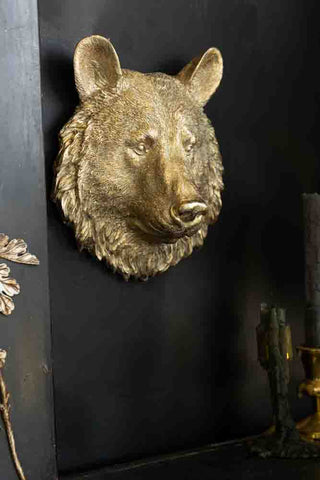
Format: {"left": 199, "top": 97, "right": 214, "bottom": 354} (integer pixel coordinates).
{"left": 54, "top": 105, "right": 223, "bottom": 280}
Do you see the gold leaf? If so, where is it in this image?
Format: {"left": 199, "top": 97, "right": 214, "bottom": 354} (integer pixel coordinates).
{"left": 0, "top": 264, "right": 10, "bottom": 277}
{"left": 0, "top": 263, "right": 20, "bottom": 316}
{"left": 0, "top": 294, "right": 15, "bottom": 316}
{"left": 0, "top": 234, "right": 39, "bottom": 265}
{"left": 0, "top": 234, "right": 9, "bottom": 249}
{"left": 1, "top": 279, "right": 20, "bottom": 297}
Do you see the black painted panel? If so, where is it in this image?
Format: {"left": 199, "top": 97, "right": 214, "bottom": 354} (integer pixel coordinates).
{"left": 0, "top": 0, "right": 57, "bottom": 478}
{"left": 39, "top": 0, "right": 320, "bottom": 473}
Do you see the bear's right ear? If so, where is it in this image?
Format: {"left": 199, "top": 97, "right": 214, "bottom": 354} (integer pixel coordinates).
{"left": 74, "top": 35, "right": 122, "bottom": 102}
{"left": 177, "top": 48, "right": 223, "bottom": 106}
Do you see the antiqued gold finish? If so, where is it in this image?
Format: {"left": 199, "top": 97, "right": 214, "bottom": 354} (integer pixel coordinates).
{"left": 54, "top": 35, "right": 224, "bottom": 280}
{"left": 0, "top": 233, "right": 39, "bottom": 265}
{"left": 297, "top": 346, "right": 320, "bottom": 441}
{"left": 0, "top": 350, "right": 27, "bottom": 480}
{"left": 0, "top": 233, "right": 39, "bottom": 315}
{"left": 0, "top": 263, "right": 20, "bottom": 316}
{"left": 251, "top": 308, "right": 320, "bottom": 457}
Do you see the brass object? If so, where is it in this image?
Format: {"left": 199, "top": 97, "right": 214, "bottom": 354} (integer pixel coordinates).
{"left": 251, "top": 306, "right": 320, "bottom": 457}
{"left": 0, "top": 263, "right": 20, "bottom": 316}
{"left": 0, "top": 350, "right": 27, "bottom": 480}
{"left": 0, "top": 234, "right": 39, "bottom": 315}
{"left": 297, "top": 346, "right": 320, "bottom": 441}
{"left": 0, "top": 235, "right": 39, "bottom": 475}
{"left": 0, "top": 233, "right": 39, "bottom": 265}
{"left": 54, "top": 35, "right": 224, "bottom": 280}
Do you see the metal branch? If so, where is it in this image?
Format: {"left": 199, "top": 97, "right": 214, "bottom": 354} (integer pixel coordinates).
{"left": 0, "top": 350, "right": 27, "bottom": 480}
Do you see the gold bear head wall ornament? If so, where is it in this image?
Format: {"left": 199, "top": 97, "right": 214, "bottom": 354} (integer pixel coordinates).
{"left": 54, "top": 35, "right": 224, "bottom": 280}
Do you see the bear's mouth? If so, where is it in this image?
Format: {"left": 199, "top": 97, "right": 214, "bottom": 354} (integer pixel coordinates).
{"left": 129, "top": 217, "right": 205, "bottom": 244}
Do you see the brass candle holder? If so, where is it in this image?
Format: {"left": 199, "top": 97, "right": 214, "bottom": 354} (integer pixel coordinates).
{"left": 250, "top": 306, "right": 320, "bottom": 457}
{"left": 297, "top": 346, "right": 320, "bottom": 442}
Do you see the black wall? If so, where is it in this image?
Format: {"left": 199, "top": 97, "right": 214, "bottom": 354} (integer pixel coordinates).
{"left": 39, "top": 0, "right": 320, "bottom": 475}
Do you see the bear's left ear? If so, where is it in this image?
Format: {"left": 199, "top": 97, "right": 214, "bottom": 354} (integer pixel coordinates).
{"left": 74, "top": 35, "right": 122, "bottom": 102}
{"left": 177, "top": 48, "right": 223, "bottom": 106}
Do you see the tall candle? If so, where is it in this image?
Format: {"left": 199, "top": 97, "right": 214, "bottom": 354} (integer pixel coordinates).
{"left": 303, "top": 194, "right": 320, "bottom": 347}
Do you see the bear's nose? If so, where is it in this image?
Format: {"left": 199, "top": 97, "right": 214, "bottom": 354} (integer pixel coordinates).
{"left": 171, "top": 201, "right": 208, "bottom": 227}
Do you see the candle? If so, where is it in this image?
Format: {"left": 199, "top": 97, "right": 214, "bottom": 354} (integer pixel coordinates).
{"left": 303, "top": 194, "right": 320, "bottom": 347}
{"left": 256, "top": 305, "right": 296, "bottom": 441}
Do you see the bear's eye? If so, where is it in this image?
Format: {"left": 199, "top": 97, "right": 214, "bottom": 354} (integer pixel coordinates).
{"left": 185, "top": 143, "right": 194, "bottom": 153}
{"left": 134, "top": 143, "right": 148, "bottom": 156}
{"left": 184, "top": 138, "right": 196, "bottom": 153}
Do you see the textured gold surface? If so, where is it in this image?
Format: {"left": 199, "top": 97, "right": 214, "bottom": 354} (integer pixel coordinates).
{"left": 297, "top": 411, "right": 320, "bottom": 441}
{"left": 0, "top": 233, "right": 39, "bottom": 265}
{"left": 0, "top": 233, "right": 39, "bottom": 315}
{"left": 0, "top": 263, "right": 20, "bottom": 316}
{"left": 54, "top": 35, "right": 224, "bottom": 280}
{"left": 0, "top": 350, "right": 27, "bottom": 479}
{"left": 297, "top": 346, "right": 320, "bottom": 441}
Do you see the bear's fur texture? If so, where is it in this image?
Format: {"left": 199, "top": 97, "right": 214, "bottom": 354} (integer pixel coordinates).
{"left": 54, "top": 36, "right": 224, "bottom": 280}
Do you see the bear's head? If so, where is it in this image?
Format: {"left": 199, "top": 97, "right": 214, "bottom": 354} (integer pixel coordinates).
{"left": 54, "top": 35, "right": 224, "bottom": 280}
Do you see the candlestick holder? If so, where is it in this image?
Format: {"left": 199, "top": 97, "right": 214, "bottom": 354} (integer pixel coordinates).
{"left": 249, "top": 306, "right": 320, "bottom": 457}
{"left": 297, "top": 346, "right": 320, "bottom": 441}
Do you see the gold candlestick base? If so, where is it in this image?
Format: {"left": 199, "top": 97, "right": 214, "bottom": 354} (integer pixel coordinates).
{"left": 297, "top": 346, "right": 320, "bottom": 442}
{"left": 297, "top": 412, "right": 320, "bottom": 441}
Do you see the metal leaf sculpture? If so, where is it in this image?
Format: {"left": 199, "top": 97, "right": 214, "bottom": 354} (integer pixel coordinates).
{"left": 0, "top": 350, "right": 27, "bottom": 479}
{"left": 0, "top": 234, "right": 39, "bottom": 265}
{"left": 0, "top": 239, "right": 37, "bottom": 477}
{"left": 0, "top": 264, "right": 20, "bottom": 316}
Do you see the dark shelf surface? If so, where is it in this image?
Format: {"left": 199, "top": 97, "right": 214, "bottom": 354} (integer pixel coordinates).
{"left": 62, "top": 439, "right": 320, "bottom": 480}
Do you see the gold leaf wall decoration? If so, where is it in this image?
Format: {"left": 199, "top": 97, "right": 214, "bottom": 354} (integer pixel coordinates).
{"left": 0, "top": 234, "right": 39, "bottom": 265}
{"left": 0, "top": 349, "right": 28, "bottom": 479}
{"left": 0, "top": 264, "right": 20, "bottom": 316}
{"left": 0, "top": 233, "right": 39, "bottom": 316}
